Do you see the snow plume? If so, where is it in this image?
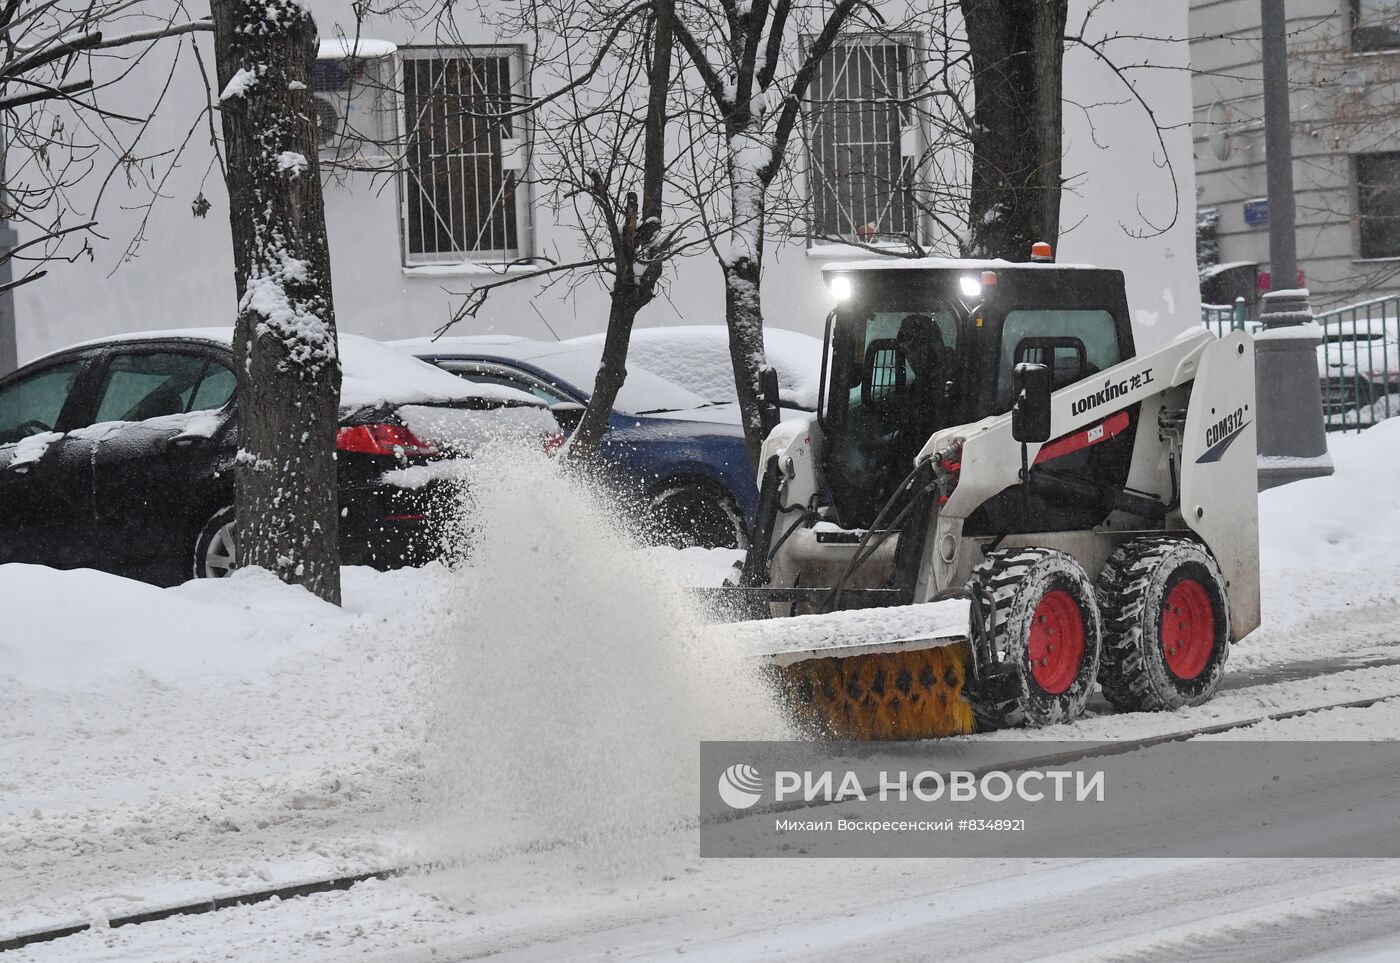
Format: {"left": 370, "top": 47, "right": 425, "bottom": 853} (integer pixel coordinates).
{"left": 419, "top": 439, "right": 786, "bottom": 883}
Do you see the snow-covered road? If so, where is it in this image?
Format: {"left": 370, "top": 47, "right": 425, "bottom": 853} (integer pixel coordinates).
{"left": 17, "top": 708, "right": 1400, "bottom": 963}
{"left": 4, "top": 423, "right": 1400, "bottom": 960}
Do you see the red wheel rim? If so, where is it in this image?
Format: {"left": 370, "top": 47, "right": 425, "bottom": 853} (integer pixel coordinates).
{"left": 1161, "top": 579, "right": 1215, "bottom": 680}
{"left": 1026, "top": 590, "right": 1086, "bottom": 694}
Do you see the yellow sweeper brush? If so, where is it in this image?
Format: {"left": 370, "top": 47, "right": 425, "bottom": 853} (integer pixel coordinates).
{"left": 719, "top": 602, "right": 979, "bottom": 740}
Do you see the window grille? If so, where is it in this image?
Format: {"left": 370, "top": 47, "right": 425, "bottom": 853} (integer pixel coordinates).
{"left": 400, "top": 47, "right": 527, "bottom": 264}
{"left": 807, "top": 36, "right": 918, "bottom": 244}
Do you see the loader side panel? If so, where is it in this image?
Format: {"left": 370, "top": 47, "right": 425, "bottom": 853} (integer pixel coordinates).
{"left": 963, "top": 295, "right": 1135, "bottom": 536}
{"left": 1179, "top": 330, "right": 1261, "bottom": 640}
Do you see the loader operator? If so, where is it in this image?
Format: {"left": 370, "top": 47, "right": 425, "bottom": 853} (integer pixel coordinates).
{"left": 877, "top": 313, "right": 946, "bottom": 502}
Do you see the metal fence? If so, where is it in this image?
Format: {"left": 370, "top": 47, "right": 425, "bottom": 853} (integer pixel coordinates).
{"left": 1314, "top": 296, "right": 1398, "bottom": 432}
{"left": 1200, "top": 295, "right": 1398, "bottom": 433}
{"left": 1201, "top": 298, "right": 1249, "bottom": 338}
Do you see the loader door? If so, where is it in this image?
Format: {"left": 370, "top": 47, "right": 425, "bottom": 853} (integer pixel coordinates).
{"left": 825, "top": 306, "right": 960, "bottom": 528}
{"left": 966, "top": 306, "right": 1137, "bottom": 536}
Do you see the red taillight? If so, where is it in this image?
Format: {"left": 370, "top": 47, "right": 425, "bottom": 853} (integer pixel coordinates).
{"left": 543, "top": 432, "right": 566, "bottom": 455}
{"left": 336, "top": 423, "right": 437, "bottom": 458}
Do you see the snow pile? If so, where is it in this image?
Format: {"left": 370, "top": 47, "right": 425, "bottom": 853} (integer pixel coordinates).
{"left": 569, "top": 325, "right": 823, "bottom": 409}
{"left": 0, "top": 564, "right": 446, "bottom": 938}
{"left": 1209, "top": 417, "right": 1400, "bottom": 675}
{"left": 0, "top": 564, "right": 346, "bottom": 690}
{"left": 1258, "top": 418, "right": 1400, "bottom": 573}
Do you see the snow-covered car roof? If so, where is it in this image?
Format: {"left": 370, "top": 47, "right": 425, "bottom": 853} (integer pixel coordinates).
{"left": 41, "top": 328, "right": 539, "bottom": 410}
{"left": 566, "top": 325, "right": 823, "bottom": 411}
{"left": 391, "top": 336, "right": 712, "bottom": 416}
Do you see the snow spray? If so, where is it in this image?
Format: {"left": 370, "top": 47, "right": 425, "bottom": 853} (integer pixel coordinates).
{"left": 419, "top": 438, "right": 788, "bottom": 875}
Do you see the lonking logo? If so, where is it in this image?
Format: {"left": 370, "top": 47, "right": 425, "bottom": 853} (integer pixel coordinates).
{"left": 718, "top": 763, "right": 764, "bottom": 810}
{"left": 1071, "top": 367, "right": 1155, "bottom": 417}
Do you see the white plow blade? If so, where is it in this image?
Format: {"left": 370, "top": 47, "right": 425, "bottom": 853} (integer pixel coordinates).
{"left": 709, "top": 598, "right": 972, "bottom": 666}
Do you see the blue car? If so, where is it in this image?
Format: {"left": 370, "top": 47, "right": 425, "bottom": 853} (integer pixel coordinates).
{"left": 392, "top": 336, "right": 756, "bottom": 548}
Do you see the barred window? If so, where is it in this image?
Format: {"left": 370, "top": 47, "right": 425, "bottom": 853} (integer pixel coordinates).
{"left": 807, "top": 36, "right": 918, "bottom": 245}
{"left": 400, "top": 47, "right": 528, "bottom": 265}
{"left": 1357, "top": 152, "right": 1400, "bottom": 259}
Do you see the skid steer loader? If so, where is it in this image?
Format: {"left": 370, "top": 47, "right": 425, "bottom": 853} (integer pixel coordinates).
{"left": 717, "top": 248, "right": 1260, "bottom": 739}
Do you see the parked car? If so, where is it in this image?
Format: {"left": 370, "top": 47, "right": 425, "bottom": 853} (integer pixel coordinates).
{"left": 393, "top": 336, "right": 756, "bottom": 549}
{"left": 0, "top": 329, "right": 555, "bottom": 585}
{"left": 1317, "top": 317, "right": 1399, "bottom": 426}
{"left": 567, "top": 324, "right": 823, "bottom": 413}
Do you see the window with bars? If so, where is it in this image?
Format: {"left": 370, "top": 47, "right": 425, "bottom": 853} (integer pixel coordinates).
{"left": 400, "top": 47, "right": 527, "bottom": 264}
{"left": 1357, "top": 152, "right": 1400, "bottom": 259}
{"left": 807, "top": 36, "right": 918, "bottom": 245}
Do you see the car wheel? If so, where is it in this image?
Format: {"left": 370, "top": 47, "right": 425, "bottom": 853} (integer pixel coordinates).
{"left": 193, "top": 506, "right": 236, "bottom": 579}
{"left": 649, "top": 482, "right": 749, "bottom": 550}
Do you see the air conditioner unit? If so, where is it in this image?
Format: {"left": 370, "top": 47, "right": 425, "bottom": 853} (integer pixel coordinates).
{"left": 313, "top": 39, "right": 396, "bottom": 159}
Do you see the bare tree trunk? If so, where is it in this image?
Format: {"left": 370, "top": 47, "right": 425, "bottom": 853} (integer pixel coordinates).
{"left": 723, "top": 174, "right": 767, "bottom": 466}
{"left": 566, "top": 0, "right": 674, "bottom": 462}
{"left": 211, "top": 0, "right": 342, "bottom": 604}
{"left": 960, "top": 0, "right": 1068, "bottom": 259}
{"left": 671, "top": 0, "right": 862, "bottom": 468}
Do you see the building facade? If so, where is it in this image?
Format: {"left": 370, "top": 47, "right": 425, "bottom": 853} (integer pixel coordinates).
{"left": 1192, "top": 0, "right": 1400, "bottom": 311}
{"left": 11, "top": 0, "right": 1200, "bottom": 366}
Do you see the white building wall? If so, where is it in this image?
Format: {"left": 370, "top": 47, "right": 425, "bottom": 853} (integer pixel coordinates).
{"left": 1191, "top": 0, "right": 1400, "bottom": 309}
{"left": 13, "top": 0, "right": 1198, "bottom": 365}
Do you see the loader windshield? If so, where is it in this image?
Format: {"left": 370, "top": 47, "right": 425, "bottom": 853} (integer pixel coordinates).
{"left": 824, "top": 299, "right": 961, "bottom": 528}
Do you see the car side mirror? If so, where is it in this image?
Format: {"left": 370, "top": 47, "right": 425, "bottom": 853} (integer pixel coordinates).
{"left": 758, "top": 365, "right": 781, "bottom": 438}
{"left": 1012, "top": 362, "right": 1052, "bottom": 444}
{"left": 549, "top": 401, "right": 586, "bottom": 434}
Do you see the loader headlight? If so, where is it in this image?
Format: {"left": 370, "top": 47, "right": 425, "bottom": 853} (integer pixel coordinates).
{"left": 958, "top": 276, "right": 982, "bottom": 299}
{"left": 828, "top": 274, "right": 853, "bottom": 301}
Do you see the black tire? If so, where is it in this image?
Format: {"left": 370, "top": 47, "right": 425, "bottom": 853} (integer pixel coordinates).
{"left": 1096, "top": 537, "right": 1231, "bottom": 712}
{"left": 649, "top": 482, "right": 750, "bottom": 550}
{"left": 968, "top": 548, "right": 1102, "bottom": 730}
{"left": 192, "top": 506, "right": 236, "bottom": 579}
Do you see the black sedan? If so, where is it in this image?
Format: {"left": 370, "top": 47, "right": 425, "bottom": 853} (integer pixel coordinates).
{"left": 0, "top": 329, "right": 554, "bottom": 585}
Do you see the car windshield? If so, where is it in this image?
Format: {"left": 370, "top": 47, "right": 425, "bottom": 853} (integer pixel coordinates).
{"left": 518, "top": 345, "right": 711, "bottom": 415}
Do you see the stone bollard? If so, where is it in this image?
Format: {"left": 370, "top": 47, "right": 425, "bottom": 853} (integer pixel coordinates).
{"left": 1254, "top": 287, "right": 1333, "bottom": 491}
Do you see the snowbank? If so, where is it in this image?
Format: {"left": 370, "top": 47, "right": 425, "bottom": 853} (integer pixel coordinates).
{"left": 1257, "top": 418, "right": 1400, "bottom": 572}
{"left": 0, "top": 564, "right": 347, "bottom": 690}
